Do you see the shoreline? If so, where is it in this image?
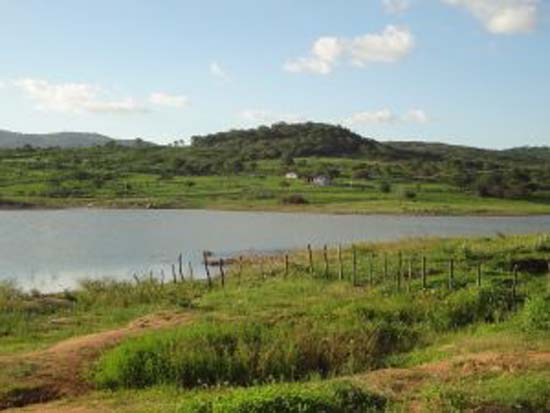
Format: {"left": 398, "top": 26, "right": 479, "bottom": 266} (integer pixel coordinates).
{"left": 2, "top": 200, "right": 550, "bottom": 218}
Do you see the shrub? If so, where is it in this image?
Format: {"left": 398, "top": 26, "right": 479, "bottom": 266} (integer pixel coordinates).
{"left": 180, "top": 381, "right": 386, "bottom": 413}
{"left": 521, "top": 294, "right": 550, "bottom": 332}
{"left": 400, "top": 188, "right": 417, "bottom": 200}
{"left": 379, "top": 181, "right": 391, "bottom": 193}
{"left": 282, "top": 194, "right": 308, "bottom": 205}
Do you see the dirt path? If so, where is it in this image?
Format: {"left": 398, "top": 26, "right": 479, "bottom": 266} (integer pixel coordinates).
{"left": 0, "top": 311, "right": 194, "bottom": 411}
{"left": 9, "top": 350, "right": 550, "bottom": 413}
{"left": 354, "top": 351, "right": 550, "bottom": 412}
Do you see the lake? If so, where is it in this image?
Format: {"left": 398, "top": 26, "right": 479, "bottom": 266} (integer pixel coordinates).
{"left": 2, "top": 209, "right": 550, "bottom": 291}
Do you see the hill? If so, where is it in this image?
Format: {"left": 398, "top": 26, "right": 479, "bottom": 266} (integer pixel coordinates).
{"left": 386, "top": 140, "right": 550, "bottom": 163}
{"left": 0, "top": 130, "right": 153, "bottom": 149}
{"left": 190, "top": 122, "right": 404, "bottom": 160}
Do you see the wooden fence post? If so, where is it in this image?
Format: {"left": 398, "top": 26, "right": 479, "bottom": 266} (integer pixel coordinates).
{"left": 307, "top": 244, "right": 313, "bottom": 274}
{"left": 285, "top": 253, "right": 289, "bottom": 278}
{"left": 512, "top": 264, "right": 518, "bottom": 303}
{"left": 338, "top": 245, "right": 344, "bottom": 281}
{"left": 352, "top": 246, "right": 357, "bottom": 286}
{"left": 188, "top": 261, "right": 194, "bottom": 281}
{"left": 239, "top": 255, "right": 243, "bottom": 285}
{"left": 178, "top": 253, "right": 183, "bottom": 280}
{"left": 219, "top": 258, "right": 225, "bottom": 288}
{"left": 448, "top": 259, "right": 454, "bottom": 290}
{"left": 172, "top": 264, "right": 177, "bottom": 284}
{"left": 422, "top": 256, "right": 427, "bottom": 290}
{"left": 477, "top": 263, "right": 482, "bottom": 288}
{"left": 203, "top": 251, "right": 212, "bottom": 288}
{"left": 369, "top": 253, "right": 374, "bottom": 286}
{"left": 323, "top": 245, "right": 329, "bottom": 278}
{"left": 407, "top": 258, "right": 412, "bottom": 293}
{"left": 397, "top": 252, "right": 403, "bottom": 291}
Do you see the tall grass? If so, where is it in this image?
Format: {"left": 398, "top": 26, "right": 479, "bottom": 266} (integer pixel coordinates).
{"left": 180, "top": 381, "right": 386, "bottom": 413}
{"left": 94, "top": 283, "right": 518, "bottom": 390}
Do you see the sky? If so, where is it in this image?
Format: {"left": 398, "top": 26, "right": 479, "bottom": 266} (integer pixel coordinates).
{"left": 0, "top": 0, "right": 549, "bottom": 148}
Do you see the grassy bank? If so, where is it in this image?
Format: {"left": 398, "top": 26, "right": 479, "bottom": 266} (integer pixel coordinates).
{"left": 1, "top": 233, "right": 550, "bottom": 412}
{"left": 2, "top": 143, "right": 550, "bottom": 215}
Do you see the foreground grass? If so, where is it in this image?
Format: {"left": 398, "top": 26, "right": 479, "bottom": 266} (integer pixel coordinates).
{"left": 2, "top": 233, "right": 550, "bottom": 412}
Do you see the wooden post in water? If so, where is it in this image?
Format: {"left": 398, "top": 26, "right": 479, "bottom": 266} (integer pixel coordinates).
{"left": 352, "top": 246, "right": 357, "bottom": 286}
{"left": 172, "top": 264, "right": 177, "bottom": 284}
{"left": 307, "top": 244, "right": 313, "bottom": 274}
{"left": 422, "top": 256, "right": 427, "bottom": 290}
{"left": 178, "top": 253, "right": 183, "bottom": 280}
{"left": 448, "top": 259, "right": 454, "bottom": 290}
{"left": 323, "top": 245, "right": 329, "bottom": 278}
{"left": 285, "top": 253, "right": 289, "bottom": 278}
{"left": 203, "top": 251, "right": 212, "bottom": 288}
{"left": 338, "top": 245, "right": 344, "bottom": 281}
{"left": 219, "top": 258, "right": 225, "bottom": 288}
{"left": 477, "top": 263, "right": 482, "bottom": 288}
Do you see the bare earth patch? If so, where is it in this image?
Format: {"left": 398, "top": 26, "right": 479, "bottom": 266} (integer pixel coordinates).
{"left": 0, "top": 311, "right": 194, "bottom": 411}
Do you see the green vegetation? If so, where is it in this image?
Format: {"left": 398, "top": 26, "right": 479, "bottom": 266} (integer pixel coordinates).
{"left": 1, "top": 122, "right": 549, "bottom": 214}
{"left": 180, "top": 381, "right": 386, "bottom": 413}
{"left": 1, "top": 233, "right": 549, "bottom": 412}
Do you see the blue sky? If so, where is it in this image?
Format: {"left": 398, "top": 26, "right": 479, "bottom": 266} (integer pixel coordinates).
{"left": 0, "top": 0, "right": 548, "bottom": 148}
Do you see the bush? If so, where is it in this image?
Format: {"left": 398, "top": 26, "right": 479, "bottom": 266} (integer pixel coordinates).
{"left": 180, "top": 381, "right": 386, "bottom": 413}
{"left": 281, "top": 194, "right": 308, "bottom": 205}
{"left": 430, "top": 287, "right": 514, "bottom": 330}
{"left": 94, "top": 317, "right": 410, "bottom": 390}
{"left": 400, "top": 188, "right": 417, "bottom": 200}
{"left": 379, "top": 181, "right": 391, "bottom": 193}
{"left": 521, "top": 294, "right": 550, "bottom": 332}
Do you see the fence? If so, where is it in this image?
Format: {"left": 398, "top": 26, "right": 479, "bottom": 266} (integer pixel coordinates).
{"left": 137, "top": 243, "right": 550, "bottom": 298}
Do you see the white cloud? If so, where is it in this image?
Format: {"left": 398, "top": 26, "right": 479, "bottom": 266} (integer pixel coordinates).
{"left": 349, "top": 26, "right": 415, "bottom": 66}
{"left": 210, "top": 62, "right": 229, "bottom": 79}
{"left": 0, "top": 81, "right": 5, "bottom": 89}
{"left": 442, "top": 0, "right": 539, "bottom": 34}
{"left": 404, "top": 109, "right": 430, "bottom": 124}
{"left": 149, "top": 92, "right": 189, "bottom": 108}
{"left": 345, "top": 108, "right": 430, "bottom": 125}
{"left": 284, "top": 26, "right": 414, "bottom": 75}
{"left": 345, "top": 109, "right": 396, "bottom": 125}
{"left": 14, "top": 78, "right": 147, "bottom": 114}
{"left": 383, "top": 0, "right": 411, "bottom": 14}
{"left": 240, "top": 109, "right": 306, "bottom": 124}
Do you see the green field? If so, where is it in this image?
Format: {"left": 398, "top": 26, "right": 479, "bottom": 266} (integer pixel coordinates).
{"left": 1, "top": 233, "right": 550, "bottom": 412}
{"left": 1, "top": 146, "right": 550, "bottom": 215}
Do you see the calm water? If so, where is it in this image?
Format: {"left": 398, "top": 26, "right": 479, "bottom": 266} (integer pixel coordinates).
{"left": 1, "top": 209, "right": 550, "bottom": 291}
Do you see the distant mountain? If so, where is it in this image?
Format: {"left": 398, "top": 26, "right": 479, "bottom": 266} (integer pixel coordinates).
{"left": 0, "top": 130, "right": 154, "bottom": 149}
{"left": 385, "top": 141, "right": 550, "bottom": 163}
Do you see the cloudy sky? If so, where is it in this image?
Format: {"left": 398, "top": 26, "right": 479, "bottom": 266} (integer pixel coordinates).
{"left": 0, "top": 0, "right": 548, "bottom": 147}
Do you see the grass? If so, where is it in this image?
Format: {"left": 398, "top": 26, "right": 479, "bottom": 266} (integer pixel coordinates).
{"left": 2, "top": 149, "right": 550, "bottom": 215}
{"left": 1, "top": 233, "right": 550, "bottom": 412}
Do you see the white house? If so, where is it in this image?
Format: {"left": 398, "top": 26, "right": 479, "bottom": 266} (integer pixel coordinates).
{"left": 285, "top": 172, "right": 299, "bottom": 179}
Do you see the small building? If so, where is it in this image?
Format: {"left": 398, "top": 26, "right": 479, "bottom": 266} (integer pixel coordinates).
{"left": 285, "top": 172, "right": 299, "bottom": 179}
{"left": 312, "top": 175, "right": 332, "bottom": 187}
